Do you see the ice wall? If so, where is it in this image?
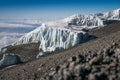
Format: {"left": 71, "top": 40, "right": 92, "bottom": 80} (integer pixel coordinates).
{"left": 14, "top": 24, "right": 88, "bottom": 52}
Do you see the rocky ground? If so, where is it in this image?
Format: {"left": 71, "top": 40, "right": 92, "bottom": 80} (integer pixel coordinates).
{"left": 0, "top": 23, "right": 120, "bottom": 80}
{"left": 46, "top": 42, "right": 120, "bottom": 80}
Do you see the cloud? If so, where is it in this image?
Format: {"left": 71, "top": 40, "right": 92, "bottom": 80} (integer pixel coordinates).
{"left": 0, "top": 22, "right": 35, "bottom": 28}
{"left": 0, "top": 33, "right": 23, "bottom": 48}
{"left": 0, "top": 19, "right": 41, "bottom": 49}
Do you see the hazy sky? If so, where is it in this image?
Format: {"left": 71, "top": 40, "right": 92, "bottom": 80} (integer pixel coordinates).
{"left": 0, "top": 0, "right": 120, "bottom": 21}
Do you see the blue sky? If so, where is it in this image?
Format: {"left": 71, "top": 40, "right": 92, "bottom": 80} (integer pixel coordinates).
{"left": 0, "top": 0, "right": 120, "bottom": 21}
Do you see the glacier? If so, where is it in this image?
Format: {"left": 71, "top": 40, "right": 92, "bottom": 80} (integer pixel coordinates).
{"left": 14, "top": 24, "right": 88, "bottom": 52}
{"left": 13, "top": 8, "right": 120, "bottom": 55}
{"left": 96, "top": 8, "right": 120, "bottom": 20}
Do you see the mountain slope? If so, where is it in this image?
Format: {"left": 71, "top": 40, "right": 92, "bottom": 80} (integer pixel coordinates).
{"left": 0, "top": 23, "right": 120, "bottom": 80}
{"left": 13, "top": 14, "right": 104, "bottom": 53}
{"left": 12, "top": 8, "right": 120, "bottom": 55}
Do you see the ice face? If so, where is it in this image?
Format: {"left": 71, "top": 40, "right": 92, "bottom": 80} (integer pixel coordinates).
{"left": 63, "top": 14, "right": 103, "bottom": 27}
{"left": 39, "top": 25, "right": 88, "bottom": 52}
{"left": 96, "top": 8, "right": 120, "bottom": 20}
{"left": 14, "top": 24, "right": 88, "bottom": 52}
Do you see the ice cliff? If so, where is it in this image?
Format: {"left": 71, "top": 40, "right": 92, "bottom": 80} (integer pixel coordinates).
{"left": 14, "top": 24, "right": 88, "bottom": 52}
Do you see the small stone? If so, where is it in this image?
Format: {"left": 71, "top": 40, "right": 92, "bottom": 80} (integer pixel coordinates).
{"left": 109, "top": 62, "right": 117, "bottom": 67}
{"left": 37, "top": 67, "right": 41, "bottom": 71}
{"left": 88, "top": 73, "right": 96, "bottom": 80}
{"left": 108, "top": 48, "right": 114, "bottom": 56}
{"left": 40, "top": 63, "right": 45, "bottom": 67}
{"left": 75, "top": 76, "right": 82, "bottom": 80}
{"left": 74, "top": 64, "right": 81, "bottom": 76}
{"left": 95, "top": 72, "right": 107, "bottom": 80}
{"left": 102, "top": 56, "right": 111, "bottom": 64}
{"left": 90, "top": 52, "right": 97, "bottom": 58}
{"left": 108, "top": 75, "right": 116, "bottom": 80}
{"left": 84, "top": 63, "right": 92, "bottom": 72}
{"left": 61, "top": 63, "right": 69, "bottom": 69}
{"left": 58, "top": 69, "right": 63, "bottom": 76}
{"left": 68, "top": 56, "right": 77, "bottom": 62}
{"left": 63, "top": 69, "right": 71, "bottom": 80}
{"left": 103, "top": 48, "right": 109, "bottom": 56}
{"left": 69, "top": 62, "right": 76, "bottom": 71}
{"left": 63, "top": 75, "right": 70, "bottom": 80}
{"left": 114, "top": 48, "right": 120, "bottom": 55}
{"left": 55, "top": 66, "right": 60, "bottom": 72}
{"left": 89, "top": 56, "right": 102, "bottom": 65}
{"left": 47, "top": 75, "right": 53, "bottom": 80}
{"left": 76, "top": 54, "right": 84, "bottom": 63}
{"left": 86, "top": 57, "right": 91, "bottom": 62}
{"left": 58, "top": 77, "right": 64, "bottom": 80}
{"left": 109, "top": 68, "right": 117, "bottom": 74}
{"left": 51, "top": 71, "right": 56, "bottom": 76}
{"left": 78, "top": 66, "right": 87, "bottom": 77}
{"left": 112, "top": 42, "right": 117, "bottom": 46}
{"left": 97, "top": 49, "right": 103, "bottom": 55}
{"left": 91, "top": 66, "right": 100, "bottom": 73}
